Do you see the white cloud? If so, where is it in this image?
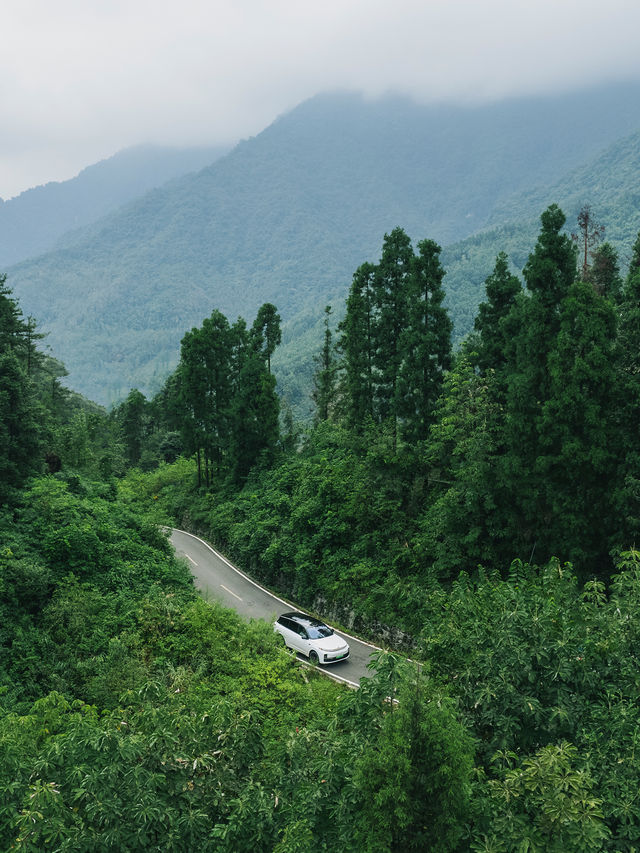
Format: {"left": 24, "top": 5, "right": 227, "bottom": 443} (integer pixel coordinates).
{"left": 2, "top": 0, "right": 640, "bottom": 197}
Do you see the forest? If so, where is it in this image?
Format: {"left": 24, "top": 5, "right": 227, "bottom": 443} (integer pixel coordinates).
{"left": 2, "top": 201, "right": 640, "bottom": 850}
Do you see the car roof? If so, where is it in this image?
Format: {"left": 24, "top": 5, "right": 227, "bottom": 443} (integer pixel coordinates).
{"left": 280, "top": 611, "right": 327, "bottom": 628}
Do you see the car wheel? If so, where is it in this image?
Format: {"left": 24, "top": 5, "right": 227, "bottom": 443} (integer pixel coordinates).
{"left": 309, "top": 650, "right": 319, "bottom": 665}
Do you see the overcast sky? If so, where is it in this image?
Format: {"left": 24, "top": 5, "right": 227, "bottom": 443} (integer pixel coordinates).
{"left": 2, "top": 0, "right": 640, "bottom": 199}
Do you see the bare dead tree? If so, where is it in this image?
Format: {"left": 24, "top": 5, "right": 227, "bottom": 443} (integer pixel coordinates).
{"left": 571, "top": 204, "right": 605, "bottom": 281}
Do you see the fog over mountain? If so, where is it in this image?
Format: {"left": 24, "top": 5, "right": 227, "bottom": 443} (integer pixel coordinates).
{"left": 7, "top": 83, "right": 640, "bottom": 410}
{"left": 4, "top": 1, "right": 640, "bottom": 200}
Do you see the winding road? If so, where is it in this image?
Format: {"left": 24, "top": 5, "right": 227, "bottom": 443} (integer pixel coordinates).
{"left": 170, "top": 528, "right": 379, "bottom": 687}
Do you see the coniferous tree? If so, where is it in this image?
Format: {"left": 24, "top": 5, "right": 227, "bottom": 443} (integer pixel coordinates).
{"left": 201, "top": 311, "right": 236, "bottom": 483}
{"left": 0, "top": 273, "right": 27, "bottom": 349}
{"left": 521, "top": 204, "right": 576, "bottom": 311}
{"left": 114, "top": 388, "right": 149, "bottom": 467}
{"left": 473, "top": 252, "right": 522, "bottom": 376}
{"left": 339, "top": 262, "right": 377, "bottom": 430}
{"left": 0, "top": 278, "right": 44, "bottom": 503}
{"left": 22, "top": 316, "right": 46, "bottom": 377}
{"left": 397, "top": 239, "right": 452, "bottom": 444}
{"left": 502, "top": 206, "right": 577, "bottom": 531}
{"left": 612, "top": 234, "right": 640, "bottom": 546}
{"left": 170, "top": 305, "right": 282, "bottom": 486}
{"left": 536, "top": 281, "right": 618, "bottom": 569}
{"left": 510, "top": 249, "right": 571, "bottom": 422}
{"left": 177, "top": 331, "right": 205, "bottom": 486}
{"left": 374, "top": 227, "right": 414, "bottom": 447}
{"left": 353, "top": 669, "right": 473, "bottom": 852}
{"left": 0, "top": 349, "right": 43, "bottom": 504}
{"left": 311, "top": 305, "right": 338, "bottom": 424}
{"left": 178, "top": 311, "right": 234, "bottom": 486}
{"left": 231, "top": 312, "right": 280, "bottom": 480}
{"left": 419, "top": 353, "right": 506, "bottom": 577}
{"left": 229, "top": 316, "right": 250, "bottom": 404}
{"left": 153, "top": 371, "right": 185, "bottom": 445}
{"left": 629, "top": 232, "right": 640, "bottom": 278}
{"left": 590, "top": 242, "right": 623, "bottom": 303}
{"left": 230, "top": 350, "right": 279, "bottom": 482}
{"left": 251, "top": 302, "right": 281, "bottom": 374}
{"left": 38, "top": 355, "right": 70, "bottom": 417}
{"left": 617, "top": 233, "right": 640, "bottom": 376}
{"left": 340, "top": 231, "right": 454, "bottom": 448}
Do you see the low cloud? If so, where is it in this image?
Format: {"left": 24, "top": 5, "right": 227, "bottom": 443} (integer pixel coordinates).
{"left": 2, "top": 0, "right": 640, "bottom": 197}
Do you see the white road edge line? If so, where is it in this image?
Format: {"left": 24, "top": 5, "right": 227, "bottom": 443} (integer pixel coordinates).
{"left": 186, "top": 554, "right": 198, "bottom": 566}
{"left": 170, "top": 527, "right": 382, "bottom": 651}
{"left": 220, "top": 584, "right": 242, "bottom": 601}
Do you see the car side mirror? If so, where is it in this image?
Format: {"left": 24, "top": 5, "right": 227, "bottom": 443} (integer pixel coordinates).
{"left": 300, "top": 629, "right": 308, "bottom": 639}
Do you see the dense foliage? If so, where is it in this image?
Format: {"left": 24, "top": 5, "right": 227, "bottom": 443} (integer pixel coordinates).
{"left": 2, "top": 279, "right": 477, "bottom": 848}
{"left": 4, "top": 197, "right": 640, "bottom": 849}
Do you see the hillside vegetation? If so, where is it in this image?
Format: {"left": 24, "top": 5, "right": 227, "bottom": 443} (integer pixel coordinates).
{"left": 0, "top": 143, "right": 230, "bottom": 268}
{"left": 8, "top": 83, "right": 640, "bottom": 407}
{"left": 4, "top": 192, "right": 640, "bottom": 848}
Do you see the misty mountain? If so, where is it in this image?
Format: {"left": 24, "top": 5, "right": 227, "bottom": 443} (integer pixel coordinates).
{"left": 7, "top": 83, "right": 640, "bottom": 408}
{"left": 0, "top": 143, "right": 231, "bottom": 268}
{"left": 273, "top": 122, "right": 640, "bottom": 418}
{"left": 439, "top": 127, "right": 640, "bottom": 337}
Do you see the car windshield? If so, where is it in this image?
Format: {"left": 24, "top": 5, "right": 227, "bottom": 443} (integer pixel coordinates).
{"left": 306, "top": 625, "right": 333, "bottom": 639}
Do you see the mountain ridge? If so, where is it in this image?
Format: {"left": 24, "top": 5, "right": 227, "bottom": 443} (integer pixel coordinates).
{"left": 7, "top": 83, "right": 640, "bottom": 407}
{"left": 0, "top": 143, "right": 231, "bottom": 268}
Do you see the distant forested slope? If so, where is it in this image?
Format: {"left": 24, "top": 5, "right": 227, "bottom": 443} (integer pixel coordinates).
{"left": 274, "top": 127, "right": 640, "bottom": 414}
{"left": 441, "top": 129, "right": 640, "bottom": 337}
{"left": 0, "top": 143, "right": 230, "bottom": 268}
{"left": 8, "top": 83, "right": 640, "bottom": 406}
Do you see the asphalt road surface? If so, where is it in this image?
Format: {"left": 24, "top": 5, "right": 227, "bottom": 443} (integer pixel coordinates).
{"left": 169, "top": 528, "right": 379, "bottom": 687}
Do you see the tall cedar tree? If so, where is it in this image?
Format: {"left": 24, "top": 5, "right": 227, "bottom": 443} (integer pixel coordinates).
{"left": 612, "top": 232, "right": 640, "bottom": 545}
{"left": 0, "top": 276, "right": 44, "bottom": 502}
{"left": 311, "top": 305, "right": 338, "bottom": 423}
{"left": 398, "top": 239, "right": 452, "bottom": 444}
{"left": 590, "top": 242, "right": 623, "bottom": 303}
{"left": 177, "top": 328, "right": 206, "bottom": 485}
{"left": 339, "top": 231, "right": 453, "bottom": 446}
{"left": 498, "top": 205, "right": 628, "bottom": 570}
{"left": 423, "top": 207, "right": 623, "bottom": 575}
{"left": 174, "top": 305, "right": 281, "bottom": 486}
{"left": 178, "top": 311, "right": 234, "bottom": 486}
{"left": 0, "top": 273, "right": 26, "bottom": 348}
{"left": 339, "top": 262, "right": 376, "bottom": 430}
{"left": 374, "top": 228, "right": 414, "bottom": 447}
{"left": 536, "top": 281, "right": 618, "bottom": 569}
{"left": 251, "top": 302, "right": 281, "bottom": 374}
{"left": 114, "top": 388, "right": 149, "bottom": 467}
{"left": 473, "top": 251, "right": 522, "bottom": 377}
{"left": 231, "top": 312, "right": 280, "bottom": 479}
{"left": 0, "top": 351, "right": 43, "bottom": 504}
{"left": 22, "top": 315, "right": 45, "bottom": 377}
{"left": 230, "top": 350, "right": 279, "bottom": 482}
{"left": 419, "top": 354, "right": 507, "bottom": 578}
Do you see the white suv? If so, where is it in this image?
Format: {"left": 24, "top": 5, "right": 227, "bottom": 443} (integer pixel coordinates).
{"left": 274, "top": 611, "right": 350, "bottom": 664}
